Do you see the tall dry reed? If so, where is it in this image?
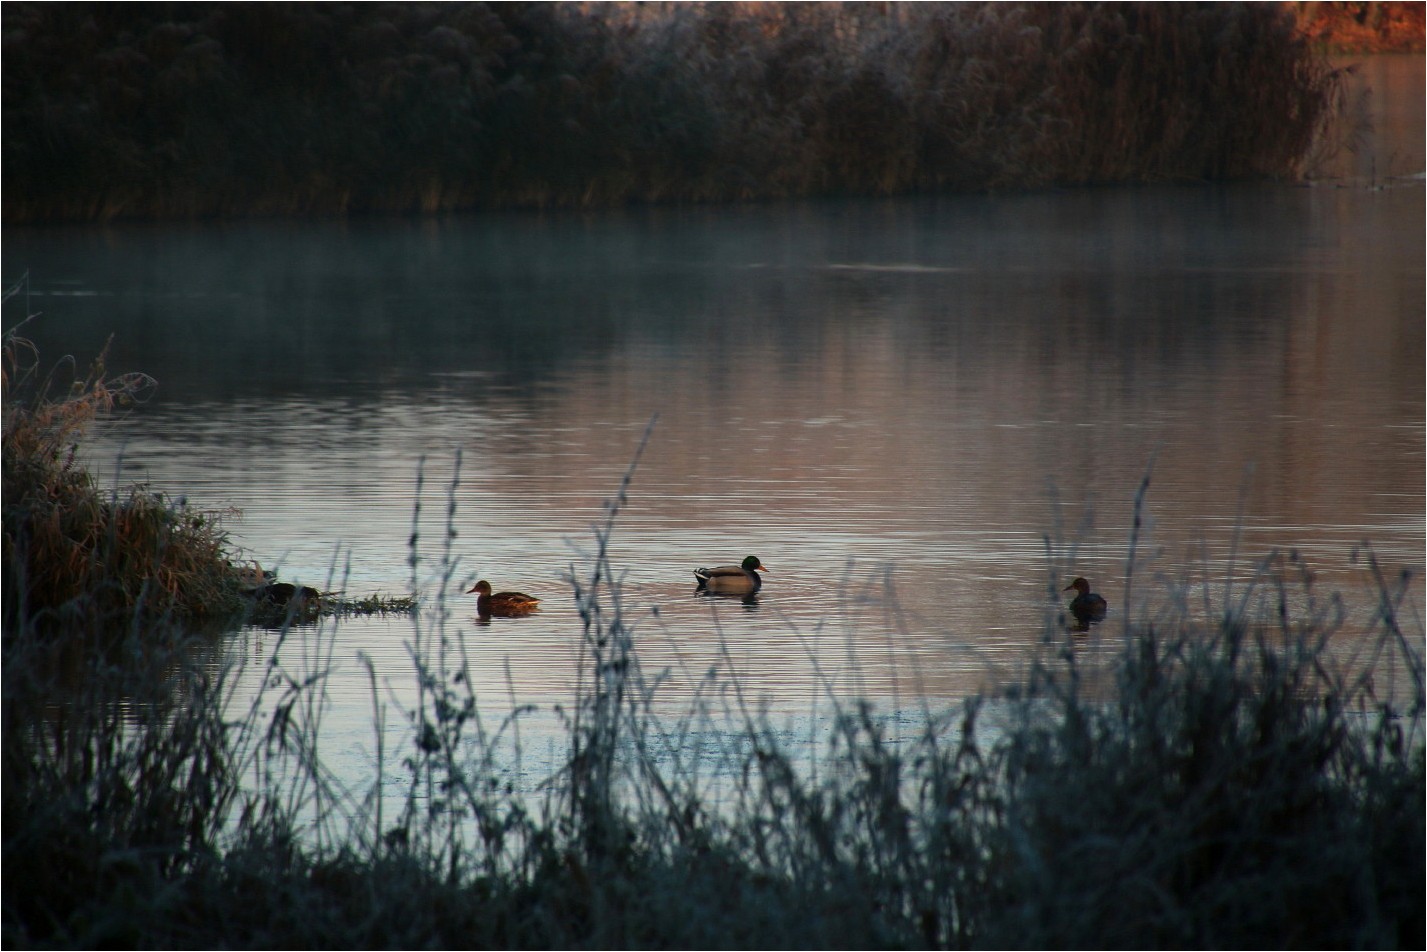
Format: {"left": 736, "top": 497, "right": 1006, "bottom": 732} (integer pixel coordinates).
{"left": 3, "top": 437, "right": 1421, "bottom": 947}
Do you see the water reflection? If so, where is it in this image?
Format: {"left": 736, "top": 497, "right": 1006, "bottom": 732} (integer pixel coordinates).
{"left": 1319, "top": 54, "right": 1425, "bottom": 183}
{"left": 3, "top": 62, "right": 1421, "bottom": 726}
{"left": 694, "top": 591, "right": 762, "bottom": 609}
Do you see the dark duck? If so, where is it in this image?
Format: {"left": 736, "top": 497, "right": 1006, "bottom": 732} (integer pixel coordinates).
{"left": 1063, "top": 577, "right": 1108, "bottom": 626}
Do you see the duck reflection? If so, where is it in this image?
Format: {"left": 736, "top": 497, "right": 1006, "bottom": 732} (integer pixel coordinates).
{"left": 694, "top": 588, "right": 761, "bottom": 609}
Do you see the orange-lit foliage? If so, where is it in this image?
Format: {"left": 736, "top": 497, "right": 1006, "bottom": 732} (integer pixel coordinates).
{"left": 1291, "top": 0, "right": 1426, "bottom": 52}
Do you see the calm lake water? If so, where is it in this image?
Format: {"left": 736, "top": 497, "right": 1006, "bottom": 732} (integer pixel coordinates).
{"left": 4, "top": 58, "right": 1422, "bottom": 795}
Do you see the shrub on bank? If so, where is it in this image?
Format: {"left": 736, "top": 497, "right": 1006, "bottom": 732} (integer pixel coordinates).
{"left": 1, "top": 329, "right": 252, "bottom": 628}
{"left": 1, "top": 324, "right": 418, "bottom": 631}
{"left": 2, "top": 2, "right": 1346, "bottom": 223}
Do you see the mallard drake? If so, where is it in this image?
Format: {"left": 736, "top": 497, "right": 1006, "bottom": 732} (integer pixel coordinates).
{"left": 1063, "top": 577, "right": 1108, "bottom": 625}
{"left": 694, "top": 556, "right": 768, "bottom": 595}
{"left": 467, "top": 580, "right": 540, "bottom": 616}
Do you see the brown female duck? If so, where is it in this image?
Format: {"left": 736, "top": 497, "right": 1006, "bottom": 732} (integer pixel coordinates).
{"left": 467, "top": 580, "right": 541, "bottom": 616}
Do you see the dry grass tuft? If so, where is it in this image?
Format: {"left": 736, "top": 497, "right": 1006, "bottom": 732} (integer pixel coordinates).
{"left": 2, "top": 323, "right": 245, "bottom": 629}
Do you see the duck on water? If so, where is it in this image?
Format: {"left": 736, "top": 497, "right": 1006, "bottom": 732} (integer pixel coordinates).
{"left": 467, "top": 580, "right": 541, "bottom": 616}
{"left": 694, "top": 556, "right": 768, "bottom": 595}
{"left": 1063, "top": 577, "right": 1108, "bottom": 626}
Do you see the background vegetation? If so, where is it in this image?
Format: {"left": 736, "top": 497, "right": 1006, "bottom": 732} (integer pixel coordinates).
{"left": 3, "top": 2, "right": 1352, "bottom": 223}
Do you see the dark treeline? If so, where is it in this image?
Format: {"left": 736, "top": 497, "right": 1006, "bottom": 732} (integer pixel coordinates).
{"left": 3, "top": 2, "right": 1343, "bottom": 223}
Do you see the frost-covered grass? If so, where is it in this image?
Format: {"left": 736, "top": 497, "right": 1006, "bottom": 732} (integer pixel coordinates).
{"left": 4, "top": 440, "right": 1421, "bottom": 948}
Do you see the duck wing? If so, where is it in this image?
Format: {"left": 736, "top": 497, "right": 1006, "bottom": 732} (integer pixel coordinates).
{"left": 695, "top": 564, "right": 744, "bottom": 579}
{"left": 1070, "top": 593, "right": 1107, "bottom": 621}
{"left": 494, "top": 591, "right": 539, "bottom": 606}
{"left": 694, "top": 564, "right": 753, "bottom": 586}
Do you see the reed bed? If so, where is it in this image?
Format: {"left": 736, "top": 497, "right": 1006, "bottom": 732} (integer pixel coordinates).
{"left": 3, "top": 2, "right": 1347, "bottom": 224}
{"left": 3, "top": 440, "right": 1421, "bottom": 948}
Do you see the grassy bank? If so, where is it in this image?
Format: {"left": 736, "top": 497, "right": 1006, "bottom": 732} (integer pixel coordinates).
{"left": 1, "top": 326, "right": 412, "bottom": 631}
{"left": 2, "top": 2, "right": 1347, "bottom": 224}
{"left": 3, "top": 439, "right": 1422, "bottom": 947}
{"left": 0, "top": 329, "right": 239, "bottom": 628}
